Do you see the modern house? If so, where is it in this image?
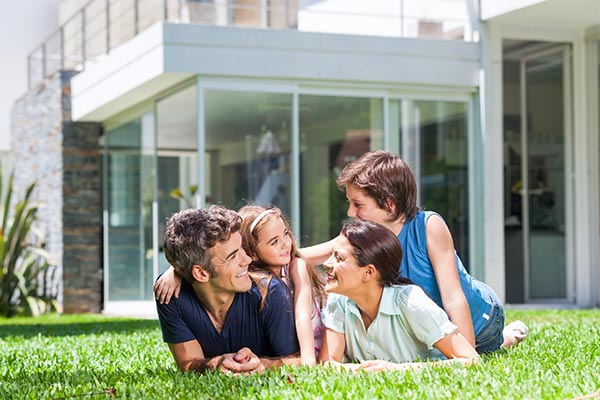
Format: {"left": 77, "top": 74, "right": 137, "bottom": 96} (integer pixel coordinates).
{"left": 11, "top": 0, "right": 600, "bottom": 316}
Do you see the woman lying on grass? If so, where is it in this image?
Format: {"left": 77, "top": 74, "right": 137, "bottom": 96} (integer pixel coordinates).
{"left": 319, "top": 220, "right": 479, "bottom": 372}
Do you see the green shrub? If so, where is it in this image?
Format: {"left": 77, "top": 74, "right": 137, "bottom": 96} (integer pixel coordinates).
{"left": 0, "top": 166, "right": 56, "bottom": 317}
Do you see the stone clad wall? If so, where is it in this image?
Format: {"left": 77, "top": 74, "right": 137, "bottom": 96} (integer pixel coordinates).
{"left": 62, "top": 121, "right": 102, "bottom": 313}
{"left": 12, "top": 71, "right": 64, "bottom": 302}
{"left": 11, "top": 70, "right": 102, "bottom": 313}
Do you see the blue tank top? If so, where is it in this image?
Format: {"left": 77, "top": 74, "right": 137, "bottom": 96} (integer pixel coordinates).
{"left": 398, "top": 210, "right": 500, "bottom": 335}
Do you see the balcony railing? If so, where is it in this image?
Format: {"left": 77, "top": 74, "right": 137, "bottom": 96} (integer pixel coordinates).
{"left": 27, "top": 0, "right": 474, "bottom": 89}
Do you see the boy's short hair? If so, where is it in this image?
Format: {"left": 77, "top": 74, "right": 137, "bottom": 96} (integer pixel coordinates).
{"left": 163, "top": 205, "right": 241, "bottom": 283}
{"left": 337, "top": 150, "right": 418, "bottom": 222}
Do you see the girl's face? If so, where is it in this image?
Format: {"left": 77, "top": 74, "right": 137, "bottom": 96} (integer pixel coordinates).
{"left": 323, "top": 235, "right": 363, "bottom": 296}
{"left": 345, "top": 184, "right": 394, "bottom": 226}
{"left": 254, "top": 215, "right": 293, "bottom": 269}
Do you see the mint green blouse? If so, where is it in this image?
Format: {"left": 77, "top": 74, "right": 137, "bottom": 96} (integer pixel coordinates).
{"left": 322, "top": 285, "right": 457, "bottom": 363}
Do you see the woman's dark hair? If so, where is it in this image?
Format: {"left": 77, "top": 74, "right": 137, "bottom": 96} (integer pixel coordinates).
{"left": 341, "top": 220, "right": 412, "bottom": 287}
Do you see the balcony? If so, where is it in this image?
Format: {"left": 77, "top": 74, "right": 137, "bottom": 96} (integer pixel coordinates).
{"left": 27, "top": 0, "right": 475, "bottom": 89}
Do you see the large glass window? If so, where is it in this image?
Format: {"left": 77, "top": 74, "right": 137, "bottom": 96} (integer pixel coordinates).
{"left": 391, "top": 99, "right": 469, "bottom": 263}
{"left": 204, "top": 90, "right": 293, "bottom": 215}
{"left": 156, "top": 85, "right": 198, "bottom": 273}
{"left": 299, "top": 95, "right": 384, "bottom": 246}
{"left": 414, "top": 100, "right": 469, "bottom": 263}
{"left": 101, "top": 82, "right": 473, "bottom": 310}
{"left": 105, "top": 113, "right": 155, "bottom": 301}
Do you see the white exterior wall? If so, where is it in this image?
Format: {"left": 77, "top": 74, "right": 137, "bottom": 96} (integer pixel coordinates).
{"left": 481, "top": 13, "right": 600, "bottom": 307}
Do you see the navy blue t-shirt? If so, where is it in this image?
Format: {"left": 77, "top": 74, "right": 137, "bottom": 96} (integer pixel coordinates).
{"left": 156, "top": 277, "right": 299, "bottom": 358}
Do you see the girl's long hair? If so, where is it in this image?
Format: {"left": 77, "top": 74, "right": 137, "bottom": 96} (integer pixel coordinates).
{"left": 239, "top": 204, "right": 327, "bottom": 312}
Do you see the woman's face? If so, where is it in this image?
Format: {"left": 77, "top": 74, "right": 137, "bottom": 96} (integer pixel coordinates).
{"left": 323, "top": 234, "right": 363, "bottom": 295}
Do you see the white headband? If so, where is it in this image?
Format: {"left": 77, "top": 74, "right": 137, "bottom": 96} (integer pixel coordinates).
{"left": 249, "top": 209, "right": 276, "bottom": 234}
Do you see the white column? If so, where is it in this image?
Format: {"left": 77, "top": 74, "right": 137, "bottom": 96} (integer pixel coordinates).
{"left": 587, "top": 38, "right": 600, "bottom": 307}
{"left": 572, "top": 32, "right": 595, "bottom": 307}
{"left": 479, "top": 21, "right": 506, "bottom": 301}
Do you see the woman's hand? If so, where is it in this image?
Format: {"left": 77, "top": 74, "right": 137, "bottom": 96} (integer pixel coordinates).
{"left": 153, "top": 265, "right": 181, "bottom": 304}
{"left": 323, "top": 360, "right": 361, "bottom": 373}
{"left": 358, "top": 359, "right": 401, "bottom": 372}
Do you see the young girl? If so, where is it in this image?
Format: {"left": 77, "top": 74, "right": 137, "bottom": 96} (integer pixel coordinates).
{"left": 155, "top": 205, "right": 327, "bottom": 365}
{"left": 303, "top": 150, "right": 528, "bottom": 353}
{"left": 320, "top": 219, "right": 479, "bottom": 371}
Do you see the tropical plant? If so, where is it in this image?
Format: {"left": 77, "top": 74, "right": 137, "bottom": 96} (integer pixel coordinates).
{"left": 169, "top": 184, "right": 198, "bottom": 208}
{"left": 0, "top": 166, "right": 56, "bottom": 317}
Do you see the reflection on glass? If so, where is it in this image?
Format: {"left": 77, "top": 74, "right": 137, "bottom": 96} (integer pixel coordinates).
{"left": 106, "top": 116, "right": 155, "bottom": 301}
{"left": 414, "top": 101, "right": 469, "bottom": 263}
{"left": 299, "top": 95, "right": 383, "bottom": 246}
{"left": 526, "top": 54, "right": 566, "bottom": 299}
{"left": 156, "top": 85, "right": 198, "bottom": 274}
{"left": 503, "top": 57, "right": 525, "bottom": 303}
{"left": 204, "top": 90, "right": 293, "bottom": 216}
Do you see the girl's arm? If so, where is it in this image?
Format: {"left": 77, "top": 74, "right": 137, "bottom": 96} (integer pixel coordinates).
{"left": 289, "top": 257, "right": 317, "bottom": 365}
{"left": 299, "top": 237, "right": 337, "bottom": 266}
{"left": 426, "top": 215, "right": 475, "bottom": 346}
{"left": 358, "top": 331, "right": 478, "bottom": 372}
{"left": 153, "top": 265, "right": 182, "bottom": 304}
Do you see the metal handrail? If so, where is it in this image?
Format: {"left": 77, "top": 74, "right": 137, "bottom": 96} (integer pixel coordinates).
{"left": 27, "top": 0, "right": 472, "bottom": 89}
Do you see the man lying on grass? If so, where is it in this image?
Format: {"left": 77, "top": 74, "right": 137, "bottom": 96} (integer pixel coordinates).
{"left": 319, "top": 220, "right": 479, "bottom": 372}
{"left": 156, "top": 206, "right": 300, "bottom": 374}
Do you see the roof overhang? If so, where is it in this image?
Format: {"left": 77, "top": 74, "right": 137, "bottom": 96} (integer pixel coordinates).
{"left": 71, "top": 22, "right": 480, "bottom": 122}
{"left": 481, "top": 0, "right": 600, "bottom": 30}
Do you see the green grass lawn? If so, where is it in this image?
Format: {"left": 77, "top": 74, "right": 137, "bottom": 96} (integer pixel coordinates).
{"left": 1, "top": 309, "right": 599, "bottom": 399}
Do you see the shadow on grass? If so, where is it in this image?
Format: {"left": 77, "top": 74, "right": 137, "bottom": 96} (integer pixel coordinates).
{"left": 0, "top": 319, "right": 160, "bottom": 339}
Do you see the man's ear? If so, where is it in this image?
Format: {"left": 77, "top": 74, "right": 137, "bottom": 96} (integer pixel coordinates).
{"left": 362, "top": 265, "right": 378, "bottom": 282}
{"left": 191, "top": 264, "right": 210, "bottom": 283}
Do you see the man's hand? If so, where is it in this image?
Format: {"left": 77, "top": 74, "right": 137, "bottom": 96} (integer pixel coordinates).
{"left": 219, "top": 348, "right": 265, "bottom": 375}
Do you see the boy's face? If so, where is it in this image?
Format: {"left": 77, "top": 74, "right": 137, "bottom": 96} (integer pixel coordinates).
{"left": 207, "top": 232, "right": 253, "bottom": 293}
{"left": 345, "top": 184, "right": 393, "bottom": 227}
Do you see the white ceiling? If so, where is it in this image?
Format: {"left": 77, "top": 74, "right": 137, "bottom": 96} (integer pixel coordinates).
{"left": 484, "top": 0, "right": 600, "bottom": 29}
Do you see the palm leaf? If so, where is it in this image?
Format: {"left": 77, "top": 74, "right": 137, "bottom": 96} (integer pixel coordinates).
{"left": 0, "top": 169, "right": 53, "bottom": 317}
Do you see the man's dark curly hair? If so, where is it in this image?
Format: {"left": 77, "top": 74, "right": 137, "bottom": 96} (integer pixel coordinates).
{"left": 163, "top": 205, "right": 242, "bottom": 283}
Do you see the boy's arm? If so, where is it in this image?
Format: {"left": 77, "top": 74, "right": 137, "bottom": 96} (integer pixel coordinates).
{"left": 289, "top": 257, "right": 317, "bottom": 365}
{"left": 426, "top": 215, "right": 475, "bottom": 346}
{"left": 299, "top": 237, "right": 337, "bottom": 266}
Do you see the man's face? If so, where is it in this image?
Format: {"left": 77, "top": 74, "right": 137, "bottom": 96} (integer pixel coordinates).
{"left": 207, "top": 232, "right": 253, "bottom": 293}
